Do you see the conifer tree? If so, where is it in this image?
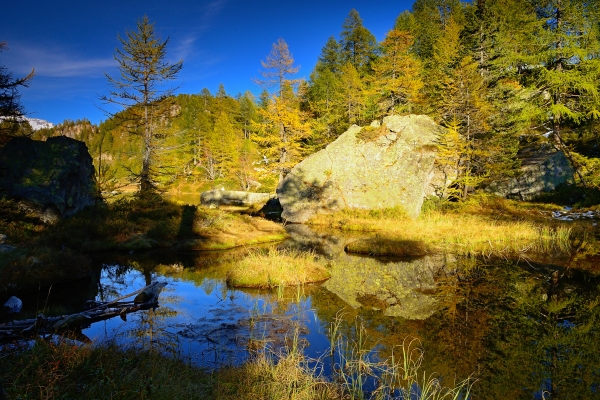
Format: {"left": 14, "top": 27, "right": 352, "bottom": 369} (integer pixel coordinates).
{"left": 255, "top": 39, "right": 309, "bottom": 182}
{"left": 410, "top": 0, "right": 464, "bottom": 60}
{"left": 306, "top": 37, "right": 346, "bottom": 142}
{"left": 254, "top": 83, "right": 311, "bottom": 182}
{"left": 317, "top": 36, "right": 343, "bottom": 73}
{"left": 0, "top": 42, "right": 35, "bottom": 146}
{"left": 238, "top": 91, "right": 257, "bottom": 139}
{"left": 340, "top": 9, "right": 380, "bottom": 75}
{"left": 306, "top": 66, "right": 344, "bottom": 140}
{"left": 337, "top": 62, "right": 366, "bottom": 126}
{"left": 212, "top": 111, "right": 240, "bottom": 178}
{"left": 369, "top": 29, "right": 423, "bottom": 116}
{"left": 254, "top": 38, "right": 301, "bottom": 97}
{"left": 524, "top": 0, "right": 600, "bottom": 184}
{"left": 101, "top": 15, "right": 183, "bottom": 193}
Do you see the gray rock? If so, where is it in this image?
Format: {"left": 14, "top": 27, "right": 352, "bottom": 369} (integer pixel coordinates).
{"left": 200, "top": 190, "right": 272, "bottom": 210}
{"left": 0, "top": 234, "right": 5, "bottom": 244}
{"left": 277, "top": 115, "right": 444, "bottom": 223}
{"left": 3, "top": 296, "right": 23, "bottom": 313}
{"left": 487, "top": 143, "right": 574, "bottom": 200}
{"left": 0, "top": 136, "right": 100, "bottom": 222}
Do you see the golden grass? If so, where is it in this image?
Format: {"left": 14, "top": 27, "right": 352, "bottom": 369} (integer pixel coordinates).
{"left": 0, "top": 338, "right": 340, "bottom": 400}
{"left": 226, "top": 248, "right": 331, "bottom": 288}
{"left": 212, "top": 351, "right": 340, "bottom": 399}
{"left": 309, "top": 195, "right": 576, "bottom": 257}
{"left": 186, "top": 210, "right": 288, "bottom": 250}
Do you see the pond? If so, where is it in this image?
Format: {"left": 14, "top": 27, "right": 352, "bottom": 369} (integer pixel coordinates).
{"left": 4, "top": 225, "right": 600, "bottom": 399}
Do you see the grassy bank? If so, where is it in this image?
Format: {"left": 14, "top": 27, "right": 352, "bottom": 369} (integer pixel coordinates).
{"left": 308, "top": 195, "right": 579, "bottom": 257}
{"left": 0, "top": 193, "right": 288, "bottom": 295}
{"left": 226, "top": 248, "right": 331, "bottom": 288}
{"left": 0, "top": 332, "right": 471, "bottom": 400}
{"left": 49, "top": 192, "right": 287, "bottom": 252}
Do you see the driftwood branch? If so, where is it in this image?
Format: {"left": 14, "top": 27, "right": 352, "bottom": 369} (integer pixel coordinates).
{"left": 0, "top": 282, "right": 167, "bottom": 343}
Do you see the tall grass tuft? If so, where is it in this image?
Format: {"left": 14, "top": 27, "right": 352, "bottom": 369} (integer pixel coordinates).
{"left": 226, "top": 248, "right": 331, "bottom": 288}
{"left": 330, "top": 322, "right": 475, "bottom": 400}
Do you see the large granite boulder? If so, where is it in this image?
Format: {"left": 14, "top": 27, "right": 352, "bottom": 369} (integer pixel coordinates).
{"left": 277, "top": 115, "right": 444, "bottom": 223}
{"left": 486, "top": 143, "right": 574, "bottom": 200}
{"left": 0, "top": 136, "right": 99, "bottom": 222}
{"left": 200, "top": 189, "right": 272, "bottom": 211}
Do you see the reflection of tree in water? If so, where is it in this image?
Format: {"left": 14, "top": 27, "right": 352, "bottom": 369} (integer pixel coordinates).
{"left": 310, "top": 255, "right": 600, "bottom": 398}
{"left": 96, "top": 263, "right": 136, "bottom": 301}
{"left": 480, "top": 266, "right": 600, "bottom": 399}
{"left": 96, "top": 253, "right": 319, "bottom": 367}
{"left": 121, "top": 304, "right": 180, "bottom": 356}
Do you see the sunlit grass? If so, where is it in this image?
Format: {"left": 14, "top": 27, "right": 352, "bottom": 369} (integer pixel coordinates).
{"left": 309, "top": 195, "right": 577, "bottom": 257}
{"left": 226, "top": 248, "right": 331, "bottom": 288}
{"left": 48, "top": 192, "right": 287, "bottom": 251}
{"left": 1, "top": 324, "right": 473, "bottom": 400}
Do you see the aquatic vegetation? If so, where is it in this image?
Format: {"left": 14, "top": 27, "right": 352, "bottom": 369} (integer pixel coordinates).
{"left": 0, "top": 324, "right": 474, "bottom": 400}
{"left": 226, "top": 248, "right": 331, "bottom": 288}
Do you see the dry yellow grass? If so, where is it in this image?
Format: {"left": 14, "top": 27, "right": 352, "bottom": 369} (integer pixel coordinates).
{"left": 226, "top": 248, "right": 331, "bottom": 288}
{"left": 309, "top": 196, "right": 574, "bottom": 257}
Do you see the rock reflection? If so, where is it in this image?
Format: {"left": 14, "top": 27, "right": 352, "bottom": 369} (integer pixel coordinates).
{"left": 323, "top": 254, "right": 452, "bottom": 320}
{"left": 82, "top": 235, "right": 600, "bottom": 397}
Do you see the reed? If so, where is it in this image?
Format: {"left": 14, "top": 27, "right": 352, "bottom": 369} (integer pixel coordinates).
{"left": 226, "top": 248, "right": 331, "bottom": 288}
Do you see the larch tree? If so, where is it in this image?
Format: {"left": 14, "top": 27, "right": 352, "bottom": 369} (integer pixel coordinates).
{"left": 338, "top": 62, "right": 367, "bottom": 126}
{"left": 254, "top": 38, "right": 309, "bottom": 182}
{"left": 0, "top": 42, "right": 34, "bottom": 146}
{"left": 524, "top": 0, "right": 600, "bottom": 185}
{"left": 369, "top": 29, "right": 423, "bottom": 116}
{"left": 254, "top": 83, "right": 311, "bottom": 182}
{"left": 254, "top": 38, "right": 302, "bottom": 97}
{"left": 101, "top": 15, "right": 183, "bottom": 193}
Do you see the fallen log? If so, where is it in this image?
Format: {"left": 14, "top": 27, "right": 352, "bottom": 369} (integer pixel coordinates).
{"left": 0, "top": 282, "right": 167, "bottom": 343}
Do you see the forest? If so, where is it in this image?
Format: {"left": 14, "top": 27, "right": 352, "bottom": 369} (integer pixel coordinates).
{"left": 11, "top": 0, "right": 599, "bottom": 200}
{"left": 3, "top": 1, "right": 600, "bottom": 399}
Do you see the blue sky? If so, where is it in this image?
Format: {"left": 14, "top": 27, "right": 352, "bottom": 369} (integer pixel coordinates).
{"left": 1, "top": 0, "right": 415, "bottom": 125}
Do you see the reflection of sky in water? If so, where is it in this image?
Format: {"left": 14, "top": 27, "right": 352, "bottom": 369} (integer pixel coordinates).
{"left": 25, "top": 246, "right": 599, "bottom": 399}
{"left": 84, "top": 266, "right": 331, "bottom": 369}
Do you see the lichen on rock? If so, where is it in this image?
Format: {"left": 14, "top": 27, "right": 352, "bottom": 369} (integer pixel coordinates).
{"left": 277, "top": 114, "right": 444, "bottom": 223}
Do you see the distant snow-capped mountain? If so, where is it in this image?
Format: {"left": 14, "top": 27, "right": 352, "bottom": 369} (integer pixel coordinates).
{"left": 25, "top": 118, "right": 54, "bottom": 131}
{"left": 0, "top": 116, "right": 54, "bottom": 131}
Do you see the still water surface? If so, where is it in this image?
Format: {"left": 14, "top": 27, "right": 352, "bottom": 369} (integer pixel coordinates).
{"left": 10, "top": 227, "right": 600, "bottom": 399}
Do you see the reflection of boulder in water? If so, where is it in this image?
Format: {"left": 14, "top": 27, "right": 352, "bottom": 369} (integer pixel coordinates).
{"left": 284, "top": 224, "right": 347, "bottom": 258}
{"left": 323, "top": 254, "right": 451, "bottom": 320}
{"left": 284, "top": 224, "right": 372, "bottom": 259}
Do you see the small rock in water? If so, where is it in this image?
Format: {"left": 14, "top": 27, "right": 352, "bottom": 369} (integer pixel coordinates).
{"left": 0, "top": 233, "right": 6, "bottom": 244}
{"left": 3, "top": 296, "right": 23, "bottom": 313}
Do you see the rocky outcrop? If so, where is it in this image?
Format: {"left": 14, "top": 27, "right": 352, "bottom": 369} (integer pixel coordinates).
{"left": 0, "top": 136, "right": 99, "bottom": 222}
{"left": 487, "top": 143, "right": 573, "bottom": 200}
{"left": 200, "top": 190, "right": 272, "bottom": 211}
{"left": 277, "top": 115, "right": 443, "bottom": 223}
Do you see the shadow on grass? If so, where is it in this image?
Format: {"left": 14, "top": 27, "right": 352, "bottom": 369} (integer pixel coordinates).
{"left": 345, "top": 237, "right": 430, "bottom": 258}
{"left": 177, "top": 204, "right": 197, "bottom": 239}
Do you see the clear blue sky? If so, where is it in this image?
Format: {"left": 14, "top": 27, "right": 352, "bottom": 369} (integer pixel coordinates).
{"left": 1, "top": 0, "right": 415, "bottom": 125}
